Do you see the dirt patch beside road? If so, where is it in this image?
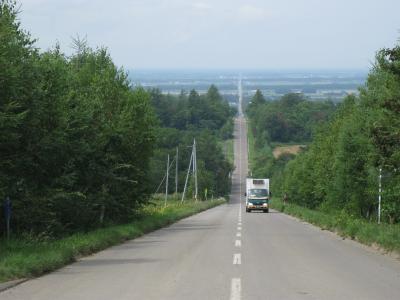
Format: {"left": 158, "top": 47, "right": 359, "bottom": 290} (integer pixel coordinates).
{"left": 273, "top": 145, "right": 306, "bottom": 158}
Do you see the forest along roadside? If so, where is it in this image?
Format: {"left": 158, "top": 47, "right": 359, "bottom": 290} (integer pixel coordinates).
{"left": 246, "top": 89, "right": 400, "bottom": 255}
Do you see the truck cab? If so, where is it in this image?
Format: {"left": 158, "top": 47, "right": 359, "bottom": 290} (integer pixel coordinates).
{"left": 245, "top": 178, "right": 270, "bottom": 213}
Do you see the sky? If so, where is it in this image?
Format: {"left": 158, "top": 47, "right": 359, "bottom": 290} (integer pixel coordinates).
{"left": 18, "top": 0, "right": 400, "bottom": 70}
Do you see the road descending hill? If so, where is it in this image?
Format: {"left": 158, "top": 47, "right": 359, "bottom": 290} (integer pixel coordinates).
{"left": 1, "top": 115, "right": 400, "bottom": 300}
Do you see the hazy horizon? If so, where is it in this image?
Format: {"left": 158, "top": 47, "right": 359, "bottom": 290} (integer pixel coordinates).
{"left": 127, "top": 67, "right": 369, "bottom": 72}
{"left": 127, "top": 69, "right": 366, "bottom": 101}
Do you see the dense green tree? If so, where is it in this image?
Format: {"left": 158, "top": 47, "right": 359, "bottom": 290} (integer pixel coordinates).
{"left": 277, "top": 42, "right": 400, "bottom": 223}
{"left": 0, "top": 1, "right": 157, "bottom": 236}
{"left": 247, "top": 92, "right": 335, "bottom": 144}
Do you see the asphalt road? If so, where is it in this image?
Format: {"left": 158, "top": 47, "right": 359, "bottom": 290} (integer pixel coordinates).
{"left": 1, "top": 116, "right": 400, "bottom": 300}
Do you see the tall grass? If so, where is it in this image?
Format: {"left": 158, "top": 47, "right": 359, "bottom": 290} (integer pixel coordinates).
{"left": 0, "top": 198, "right": 225, "bottom": 283}
{"left": 225, "top": 139, "right": 234, "bottom": 165}
{"left": 218, "top": 139, "right": 234, "bottom": 165}
{"left": 246, "top": 120, "right": 256, "bottom": 174}
{"left": 271, "top": 198, "right": 400, "bottom": 253}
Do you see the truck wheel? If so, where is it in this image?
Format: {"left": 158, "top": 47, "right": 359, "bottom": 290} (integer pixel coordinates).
{"left": 263, "top": 209, "right": 269, "bottom": 213}
{"left": 246, "top": 209, "right": 250, "bottom": 213}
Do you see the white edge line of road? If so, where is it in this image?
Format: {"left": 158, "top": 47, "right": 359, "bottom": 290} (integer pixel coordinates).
{"left": 0, "top": 279, "right": 28, "bottom": 293}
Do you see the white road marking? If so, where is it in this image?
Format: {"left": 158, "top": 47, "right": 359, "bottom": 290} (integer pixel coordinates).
{"left": 237, "top": 226, "right": 242, "bottom": 231}
{"left": 233, "top": 253, "right": 241, "bottom": 265}
{"left": 235, "top": 239, "right": 241, "bottom": 247}
{"left": 230, "top": 278, "right": 241, "bottom": 300}
{"left": 236, "top": 232, "right": 241, "bottom": 237}
{"left": 238, "top": 222, "right": 242, "bottom": 226}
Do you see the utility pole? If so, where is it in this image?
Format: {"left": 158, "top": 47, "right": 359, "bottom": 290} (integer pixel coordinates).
{"left": 154, "top": 158, "right": 175, "bottom": 194}
{"left": 165, "top": 154, "right": 169, "bottom": 207}
{"left": 194, "top": 139, "right": 198, "bottom": 202}
{"left": 175, "top": 147, "right": 179, "bottom": 195}
{"left": 181, "top": 150, "right": 193, "bottom": 202}
{"left": 378, "top": 167, "right": 382, "bottom": 224}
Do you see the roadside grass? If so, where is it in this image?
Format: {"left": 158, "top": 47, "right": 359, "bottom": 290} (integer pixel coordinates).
{"left": 219, "top": 139, "right": 234, "bottom": 165}
{"left": 271, "top": 198, "right": 400, "bottom": 253}
{"left": 246, "top": 120, "right": 256, "bottom": 174}
{"left": 0, "top": 198, "right": 226, "bottom": 283}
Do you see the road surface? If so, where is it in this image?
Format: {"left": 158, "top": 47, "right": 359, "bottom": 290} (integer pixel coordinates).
{"left": 1, "top": 115, "right": 400, "bottom": 300}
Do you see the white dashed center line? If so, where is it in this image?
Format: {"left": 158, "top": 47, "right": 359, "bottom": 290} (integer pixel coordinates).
{"left": 236, "top": 232, "right": 241, "bottom": 237}
{"left": 235, "top": 239, "right": 241, "bottom": 247}
{"left": 233, "top": 253, "right": 241, "bottom": 265}
{"left": 230, "top": 278, "right": 241, "bottom": 300}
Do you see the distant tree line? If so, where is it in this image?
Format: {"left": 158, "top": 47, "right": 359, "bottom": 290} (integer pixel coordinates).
{"left": 148, "top": 87, "right": 236, "bottom": 201}
{"left": 247, "top": 91, "right": 336, "bottom": 144}
{"left": 246, "top": 90, "right": 336, "bottom": 180}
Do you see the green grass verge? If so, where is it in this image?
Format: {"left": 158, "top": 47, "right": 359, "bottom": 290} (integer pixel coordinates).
{"left": 0, "top": 198, "right": 226, "bottom": 283}
{"left": 271, "top": 198, "right": 400, "bottom": 253}
{"left": 219, "top": 139, "right": 234, "bottom": 165}
{"left": 225, "top": 139, "right": 234, "bottom": 165}
{"left": 246, "top": 119, "right": 256, "bottom": 174}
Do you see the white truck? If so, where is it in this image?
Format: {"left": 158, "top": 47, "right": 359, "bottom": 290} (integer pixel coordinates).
{"left": 245, "top": 178, "right": 270, "bottom": 213}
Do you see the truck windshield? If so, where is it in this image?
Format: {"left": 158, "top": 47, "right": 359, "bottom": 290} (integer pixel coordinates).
{"left": 249, "top": 189, "right": 268, "bottom": 197}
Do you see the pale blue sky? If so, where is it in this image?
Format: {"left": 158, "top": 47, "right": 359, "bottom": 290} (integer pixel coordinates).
{"left": 19, "top": 0, "right": 400, "bottom": 70}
